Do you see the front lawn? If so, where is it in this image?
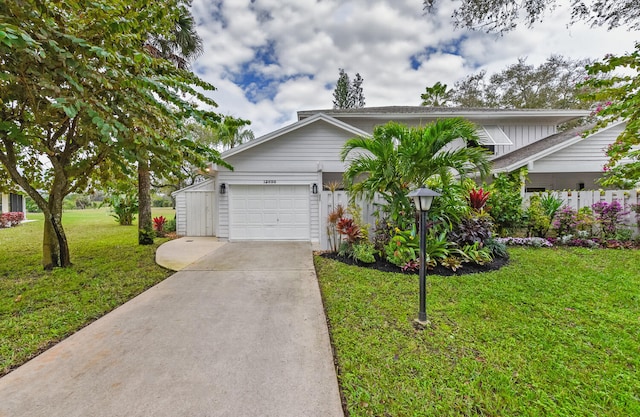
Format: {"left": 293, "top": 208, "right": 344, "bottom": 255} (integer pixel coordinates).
{"left": 0, "top": 208, "right": 175, "bottom": 376}
{"left": 315, "top": 247, "right": 640, "bottom": 417}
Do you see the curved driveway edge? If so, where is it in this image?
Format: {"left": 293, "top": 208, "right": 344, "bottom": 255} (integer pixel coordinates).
{"left": 155, "top": 236, "right": 226, "bottom": 271}
{"left": 0, "top": 241, "right": 344, "bottom": 417}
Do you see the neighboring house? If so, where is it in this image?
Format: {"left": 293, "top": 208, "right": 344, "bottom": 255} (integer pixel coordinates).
{"left": 0, "top": 191, "right": 26, "bottom": 217}
{"left": 174, "top": 106, "right": 620, "bottom": 248}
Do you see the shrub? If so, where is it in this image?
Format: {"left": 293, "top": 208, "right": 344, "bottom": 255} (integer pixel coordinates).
{"left": 486, "top": 172, "right": 524, "bottom": 236}
{"left": 592, "top": 200, "right": 628, "bottom": 240}
{"left": 483, "top": 237, "right": 509, "bottom": 259}
{"left": 164, "top": 217, "right": 177, "bottom": 233}
{"left": 0, "top": 212, "right": 25, "bottom": 228}
{"left": 525, "top": 195, "right": 551, "bottom": 237}
{"left": 448, "top": 212, "right": 493, "bottom": 247}
{"left": 352, "top": 242, "right": 377, "bottom": 264}
{"left": 552, "top": 206, "right": 578, "bottom": 237}
{"left": 385, "top": 228, "right": 419, "bottom": 267}
{"left": 372, "top": 217, "right": 394, "bottom": 253}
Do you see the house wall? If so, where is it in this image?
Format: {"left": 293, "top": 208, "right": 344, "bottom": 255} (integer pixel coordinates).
{"left": 174, "top": 179, "right": 216, "bottom": 236}
{"left": 527, "top": 123, "right": 626, "bottom": 174}
{"left": 306, "top": 116, "right": 557, "bottom": 158}
{"left": 215, "top": 121, "right": 362, "bottom": 243}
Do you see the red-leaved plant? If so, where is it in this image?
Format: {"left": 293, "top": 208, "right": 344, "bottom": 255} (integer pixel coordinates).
{"left": 336, "top": 217, "right": 362, "bottom": 244}
{"left": 468, "top": 188, "right": 490, "bottom": 211}
{"left": 153, "top": 216, "right": 167, "bottom": 232}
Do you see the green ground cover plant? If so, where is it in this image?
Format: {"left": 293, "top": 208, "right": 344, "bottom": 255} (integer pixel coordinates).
{"left": 315, "top": 248, "right": 640, "bottom": 417}
{"left": 0, "top": 208, "right": 175, "bottom": 376}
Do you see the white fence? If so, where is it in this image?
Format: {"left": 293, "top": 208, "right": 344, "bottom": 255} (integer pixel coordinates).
{"left": 524, "top": 189, "right": 640, "bottom": 230}
{"left": 319, "top": 190, "right": 385, "bottom": 250}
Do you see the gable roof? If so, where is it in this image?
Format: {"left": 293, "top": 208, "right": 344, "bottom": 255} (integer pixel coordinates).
{"left": 491, "top": 121, "right": 625, "bottom": 173}
{"left": 298, "top": 106, "right": 590, "bottom": 125}
{"left": 220, "top": 113, "right": 371, "bottom": 159}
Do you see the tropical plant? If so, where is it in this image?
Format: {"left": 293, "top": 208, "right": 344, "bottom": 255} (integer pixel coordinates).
{"left": 448, "top": 212, "right": 494, "bottom": 247}
{"left": 420, "top": 82, "right": 453, "bottom": 107}
{"left": 153, "top": 216, "right": 167, "bottom": 232}
{"left": 341, "top": 119, "right": 491, "bottom": 229}
{"left": 107, "top": 194, "right": 138, "bottom": 226}
{"left": 468, "top": 188, "right": 490, "bottom": 211}
{"left": 539, "top": 193, "right": 564, "bottom": 219}
{"left": 336, "top": 217, "right": 362, "bottom": 244}
{"left": 455, "top": 242, "right": 493, "bottom": 265}
{"left": 385, "top": 228, "right": 419, "bottom": 267}
{"left": 486, "top": 172, "right": 525, "bottom": 236}
{"left": 327, "top": 205, "right": 346, "bottom": 252}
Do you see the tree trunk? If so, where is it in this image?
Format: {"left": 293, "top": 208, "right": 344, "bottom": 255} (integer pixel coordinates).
{"left": 42, "top": 196, "right": 71, "bottom": 269}
{"left": 138, "top": 155, "right": 154, "bottom": 245}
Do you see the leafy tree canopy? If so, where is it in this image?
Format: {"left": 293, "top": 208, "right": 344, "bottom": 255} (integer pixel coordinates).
{"left": 0, "top": 0, "right": 227, "bottom": 268}
{"left": 439, "top": 56, "right": 596, "bottom": 109}
{"left": 420, "top": 82, "right": 453, "bottom": 107}
{"left": 579, "top": 42, "right": 640, "bottom": 187}
{"left": 423, "top": 0, "right": 640, "bottom": 33}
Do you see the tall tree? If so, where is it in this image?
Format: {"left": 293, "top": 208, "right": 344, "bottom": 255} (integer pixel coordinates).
{"left": 0, "top": 0, "right": 227, "bottom": 269}
{"left": 580, "top": 42, "right": 640, "bottom": 187}
{"left": 341, "top": 119, "right": 490, "bottom": 227}
{"left": 351, "top": 73, "right": 366, "bottom": 108}
{"left": 423, "top": 0, "right": 639, "bottom": 33}
{"left": 333, "top": 69, "right": 352, "bottom": 109}
{"left": 332, "top": 69, "right": 365, "bottom": 109}
{"left": 450, "top": 56, "right": 596, "bottom": 109}
{"left": 137, "top": 1, "right": 204, "bottom": 245}
{"left": 420, "top": 82, "right": 453, "bottom": 107}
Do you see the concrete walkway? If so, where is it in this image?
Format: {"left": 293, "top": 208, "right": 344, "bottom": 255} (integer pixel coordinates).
{"left": 0, "top": 241, "right": 344, "bottom": 417}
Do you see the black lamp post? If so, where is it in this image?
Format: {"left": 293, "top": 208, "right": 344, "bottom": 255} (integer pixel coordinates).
{"left": 408, "top": 186, "right": 441, "bottom": 325}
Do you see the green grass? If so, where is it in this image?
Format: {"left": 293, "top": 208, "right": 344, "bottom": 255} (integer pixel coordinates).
{"left": 315, "top": 248, "right": 640, "bottom": 417}
{"left": 0, "top": 208, "right": 175, "bottom": 376}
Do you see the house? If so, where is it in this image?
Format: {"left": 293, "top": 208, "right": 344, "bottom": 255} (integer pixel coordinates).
{"left": 0, "top": 191, "right": 26, "bottom": 216}
{"left": 174, "top": 106, "right": 619, "bottom": 248}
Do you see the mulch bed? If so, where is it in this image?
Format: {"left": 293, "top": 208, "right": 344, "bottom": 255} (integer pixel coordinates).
{"left": 319, "top": 252, "right": 509, "bottom": 276}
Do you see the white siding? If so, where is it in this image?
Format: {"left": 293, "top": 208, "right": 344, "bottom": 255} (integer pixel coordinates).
{"left": 173, "top": 179, "right": 216, "bottom": 236}
{"left": 493, "top": 124, "right": 557, "bottom": 157}
{"left": 530, "top": 124, "right": 625, "bottom": 173}
{"left": 221, "top": 121, "right": 357, "bottom": 173}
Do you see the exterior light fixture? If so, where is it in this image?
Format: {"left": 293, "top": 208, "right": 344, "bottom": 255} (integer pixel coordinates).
{"left": 407, "top": 186, "right": 441, "bottom": 326}
{"left": 220, "top": 183, "right": 226, "bottom": 194}
{"left": 312, "top": 183, "right": 318, "bottom": 194}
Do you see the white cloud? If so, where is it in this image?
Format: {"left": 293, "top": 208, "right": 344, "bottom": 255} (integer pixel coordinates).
{"left": 190, "top": 0, "right": 637, "bottom": 136}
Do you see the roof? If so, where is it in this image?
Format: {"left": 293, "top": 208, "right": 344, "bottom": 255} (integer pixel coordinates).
{"left": 491, "top": 121, "right": 625, "bottom": 173}
{"left": 298, "top": 106, "right": 590, "bottom": 125}
{"left": 220, "top": 113, "right": 370, "bottom": 159}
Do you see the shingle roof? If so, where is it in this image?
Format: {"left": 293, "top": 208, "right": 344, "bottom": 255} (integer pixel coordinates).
{"left": 491, "top": 123, "right": 596, "bottom": 171}
{"left": 298, "top": 105, "right": 589, "bottom": 118}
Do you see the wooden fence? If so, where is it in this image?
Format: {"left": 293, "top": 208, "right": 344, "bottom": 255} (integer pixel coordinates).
{"left": 524, "top": 189, "right": 640, "bottom": 231}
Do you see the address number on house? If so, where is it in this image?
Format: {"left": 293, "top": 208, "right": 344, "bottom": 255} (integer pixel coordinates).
{"left": 263, "top": 180, "right": 277, "bottom": 184}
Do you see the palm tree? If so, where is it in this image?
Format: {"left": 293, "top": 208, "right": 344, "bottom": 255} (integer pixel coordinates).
{"left": 420, "top": 82, "right": 453, "bottom": 107}
{"left": 341, "top": 118, "right": 491, "bottom": 227}
{"left": 138, "top": 2, "right": 203, "bottom": 244}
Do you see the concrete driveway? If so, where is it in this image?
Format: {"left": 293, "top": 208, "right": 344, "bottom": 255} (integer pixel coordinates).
{"left": 0, "top": 241, "right": 344, "bottom": 417}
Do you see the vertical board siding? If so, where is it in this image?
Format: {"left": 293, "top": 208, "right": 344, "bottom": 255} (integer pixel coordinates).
{"left": 494, "top": 124, "right": 557, "bottom": 157}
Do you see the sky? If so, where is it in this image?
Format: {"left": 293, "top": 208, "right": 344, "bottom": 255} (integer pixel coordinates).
{"left": 189, "top": 0, "right": 637, "bottom": 137}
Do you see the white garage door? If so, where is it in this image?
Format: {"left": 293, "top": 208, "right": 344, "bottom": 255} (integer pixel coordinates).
{"left": 230, "top": 185, "right": 310, "bottom": 240}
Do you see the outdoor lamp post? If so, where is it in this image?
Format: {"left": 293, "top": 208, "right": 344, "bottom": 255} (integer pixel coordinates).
{"left": 408, "top": 186, "right": 441, "bottom": 325}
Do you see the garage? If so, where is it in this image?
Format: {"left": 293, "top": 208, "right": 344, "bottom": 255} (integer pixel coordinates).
{"left": 229, "top": 185, "right": 310, "bottom": 240}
